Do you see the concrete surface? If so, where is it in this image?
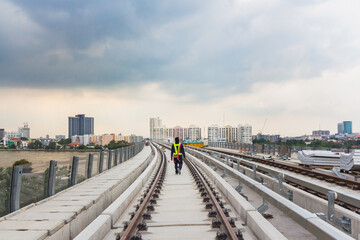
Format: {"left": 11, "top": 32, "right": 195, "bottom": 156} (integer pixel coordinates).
{"left": 192, "top": 147, "right": 355, "bottom": 240}
{"left": 0, "top": 146, "right": 152, "bottom": 240}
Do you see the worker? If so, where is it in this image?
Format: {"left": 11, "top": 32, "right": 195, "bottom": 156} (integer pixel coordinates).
{"left": 171, "top": 137, "right": 186, "bottom": 174}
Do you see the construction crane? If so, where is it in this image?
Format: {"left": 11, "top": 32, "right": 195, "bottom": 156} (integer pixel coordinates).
{"left": 258, "top": 118, "right": 268, "bottom": 135}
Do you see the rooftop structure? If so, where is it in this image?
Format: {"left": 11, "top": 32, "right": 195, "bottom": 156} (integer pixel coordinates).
{"left": 312, "top": 130, "right": 330, "bottom": 136}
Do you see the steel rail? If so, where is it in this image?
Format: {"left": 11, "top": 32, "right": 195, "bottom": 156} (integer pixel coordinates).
{"left": 189, "top": 147, "right": 355, "bottom": 239}
{"left": 159, "top": 142, "right": 238, "bottom": 240}
{"left": 201, "top": 147, "right": 360, "bottom": 212}
{"left": 120, "top": 145, "right": 166, "bottom": 240}
{"left": 184, "top": 157, "right": 238, "bottom": 240}
{"left": 208, "top": 147, "right": 360, "bottom": 190}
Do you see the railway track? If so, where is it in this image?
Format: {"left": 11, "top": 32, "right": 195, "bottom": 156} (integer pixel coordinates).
{"left": 117, "top": 143, "right": 243, "bottom": 240}
{"left": 159, "top": 142, "right": 356, "bottom": 239}
{"left": 75, "top": 142, "right": 356, "bottom": 239}
{"left": 210, "top": 147, "right": 360, "bottom": 190}
{"left": 202, "top": 147, "right": 360, "bottom": 212}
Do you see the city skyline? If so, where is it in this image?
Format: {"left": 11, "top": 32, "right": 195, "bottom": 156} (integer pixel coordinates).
{"left": 0, "top": 116, "right": 357, "bottom": 139}
{"left": 1, "top": 1, "right": 360, "bottom": 137}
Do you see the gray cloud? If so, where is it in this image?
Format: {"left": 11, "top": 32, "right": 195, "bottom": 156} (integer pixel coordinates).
{"left": 1, "top": 0, "right": 360, "bottom": 101}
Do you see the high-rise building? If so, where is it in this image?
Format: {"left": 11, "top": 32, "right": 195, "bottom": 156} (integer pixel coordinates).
{"left": 232, "top": 127, "right": 238, "bottom": 142}
{"left": 337, "top": 123, "right": 344, "bottom": 134}
{"left": 208, "top": 125, "right": 219, "bottom": 142}
{"left": 215, "top": 123, "right": 252, "bottom": 143}
{"left": 101, "top": 134, "right": 114, "bottom": 146}
{"left": 153, "top": 127, "right": 165, "bottom": 140}
{"left": 224, "top": 125, "right": 233, "bottom": 142}
{"left": 173, "top": 126, "right": 183, "bottom": 139}
{"left": 130, "top": 134, "right": 138, "bottom": 143}
{"left": 0, "top": 129, "right": 5, "bottom": 140}
{"left": 18, "top": 123, "right": 30, "bottom": 139}
{"left": 68, "top": 114, "right": 94, "bottom": 138}
{"left": 238, "top": 124, "right": 252, "bottom": 143}
{"left": 150, "top": 117, "right": 162, "bottom": 139}
{"left": 188, "top": 125, "right": 201, "bottom": 141}
{"left": 343, "top": 121, "right": 352, "bottom": 134}
{"left": 183, "top": 128, "right": 189, "bottom": 139}
{"left": 165, "top": 128, "right": 174, "bottom": 140}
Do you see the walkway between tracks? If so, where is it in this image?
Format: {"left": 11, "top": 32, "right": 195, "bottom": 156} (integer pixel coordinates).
{"left": 0, "top": 146, "right": 152, "bottom": 240}
{"left": 142, "top": 153, "right": 214, "bottom": 240}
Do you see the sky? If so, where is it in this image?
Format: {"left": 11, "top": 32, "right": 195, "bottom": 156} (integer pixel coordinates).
{"left": 1, "top": 0, "right": 360, "bottom": 138}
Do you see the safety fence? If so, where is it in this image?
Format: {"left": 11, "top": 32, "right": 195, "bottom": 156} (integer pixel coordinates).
{"left": 0, "top": 143, "right": 144, "bottom": 217}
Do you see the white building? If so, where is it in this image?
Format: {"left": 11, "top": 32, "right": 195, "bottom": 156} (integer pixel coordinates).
{"left": 18, "top": 123, "right": 30, "bottom": 139}
{"left": 219, "top": 125, "right": 235, "bottom": 142}
{"left": 208, "top": 124, "right": 219, "bottom": 142}
{"left": 219, "top": 127, "right": 225, "bottom": 140}
{"left": 188, "top": 125, "right": 201, "bottom": 141}
{"left": 130, "top": 134, "right": 143, "bottom": 143}
{"left": 71, "top": 134, "right": 90, "bottom": 145}
{"left": 211, "top": 123, "right": 252, "bottom": 143}
{"left": 136, "top": 136, "right": 143, "bottom": 142}
{"left": 238, "top": 124, "right": 252, "bottom": 144}
{"left": 164, "top": 128, "right": 174, "bottom": 142}
{"left": 183, "top": 128, "right": 189, "bottom": 140}
{"left": 150, "top": 117, "right": 162, "bottom": 139}
{"left": 6, "top": 131, "right": 23, "bottom": 138}
{"left": 232, "top": 127, "right": 238, "bottom": 142}
{"left": 153, "top": 127, "right": 165, "bottom": 140}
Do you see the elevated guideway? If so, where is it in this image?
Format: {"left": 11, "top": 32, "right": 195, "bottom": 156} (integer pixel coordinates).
{"left": 77, "top": 143, "right": 285, "bottom": 240}
{"left": 203, "top": 146, "right": 359, "bottom": 239}
{"left": 0, "top": 145, "right": 153, "bottom": 240}
{"left": 3, "top": 141, "right": 358, "bottom": 239}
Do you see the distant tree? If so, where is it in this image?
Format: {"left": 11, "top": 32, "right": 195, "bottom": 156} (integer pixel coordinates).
{"left": 105, "top": 140, "right": 130, "bottom": 149}
{"left": 8, "top": 144, "right": 16, "bottom": 149}
{"left": 28, "top": 140, "right": 43, "bottom": 149}
{"left": 77, "top": 145, "right": 87, "bottom": 149}
{"left": 46, "top": 142, "right": 56, "bottom": 150}
{"left": 58, "top": 138, "right": 71, "bottom": 145}
{"left": 107, "top": 140, "right": 117, "bottom": 149}
{"left": 20, "top": 137, "right": 28, "bottom": 141}
{"left": 344, "top": 140, "right": 360, "bottom": 149}
{"left": 281, "top": 139, "right": 306, "bottom": 147}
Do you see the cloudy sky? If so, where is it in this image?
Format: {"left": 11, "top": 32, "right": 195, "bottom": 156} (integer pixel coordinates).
{"left": 1, "top": 0, "right": 360, "bottom": 138}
